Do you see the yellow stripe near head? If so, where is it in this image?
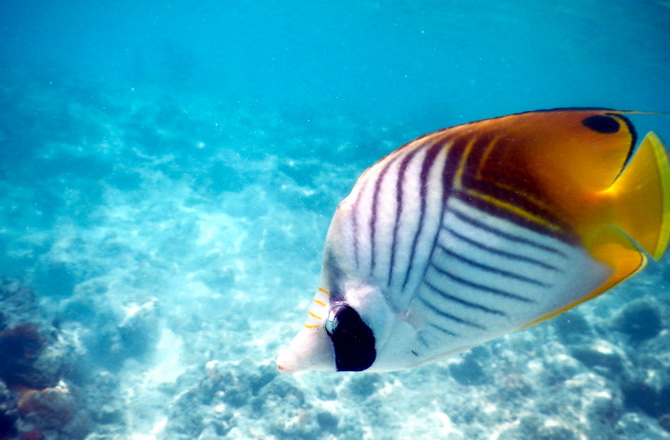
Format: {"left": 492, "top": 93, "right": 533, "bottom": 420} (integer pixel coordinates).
{"left": 308, "top": 311, "right": 323, "bottom": 320}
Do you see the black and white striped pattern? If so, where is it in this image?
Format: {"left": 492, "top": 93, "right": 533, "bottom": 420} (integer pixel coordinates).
{"left": 329, "top": 132, "right": 460, "bottom": 311}
{"left": 411, "top": 198, "right": 602, "bottom": 354}
{"left": 325, "top": 131, "right": 610, "bottom": 361}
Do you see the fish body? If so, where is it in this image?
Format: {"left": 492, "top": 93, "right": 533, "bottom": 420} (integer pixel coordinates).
{"left": 277, "top": 108, "right": 670, "bottom": 373}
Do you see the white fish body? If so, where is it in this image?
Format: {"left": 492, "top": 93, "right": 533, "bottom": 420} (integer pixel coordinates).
{"left": 277, "top": 109, "right": 670, "bottom": 373}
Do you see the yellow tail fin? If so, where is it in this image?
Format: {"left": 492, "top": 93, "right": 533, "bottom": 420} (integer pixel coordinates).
{"left": 526, "top": 131, "right": 670, "bottom": 330}
{"left": 605, "top": 132, "right": 670, "bottom": 260}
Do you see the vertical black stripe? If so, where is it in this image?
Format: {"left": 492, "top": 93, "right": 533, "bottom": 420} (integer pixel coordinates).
{"left": 401, "top": 140, "right": 445, "bottom": 289}
{"left": 388, "top": 147, "right": 422, "bottom": 286}
{"left": 405, "top": 136, "right": 467, "bottom": 291}
{"left": 369, "top": 158, "right": 396, "bottom": 275}
{"left": 350, "top": 177, "right": 370, "bottom": 270}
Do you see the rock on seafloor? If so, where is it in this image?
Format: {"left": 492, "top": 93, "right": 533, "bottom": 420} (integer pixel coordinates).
{"left": 0, "top": 278, "right": 90, "bottom": 439}
{"left": 1, "top": 83, "right": 670, "bottom": 440}
{"left": 610, "top": 299, "right": 663, "bottom": 342}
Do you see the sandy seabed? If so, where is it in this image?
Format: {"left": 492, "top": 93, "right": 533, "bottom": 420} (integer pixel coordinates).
{"left": 1, "top": 79, "right": 670, "bottom": 440}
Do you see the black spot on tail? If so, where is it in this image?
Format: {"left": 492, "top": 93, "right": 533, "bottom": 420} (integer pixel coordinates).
{"left": 582, "top": 114, "right": 620, "bottom": 134}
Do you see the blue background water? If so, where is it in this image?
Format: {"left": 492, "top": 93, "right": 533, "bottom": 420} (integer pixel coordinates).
{"left": 2, "top": 0, "right": 669, "bottom": 127}
{"left": 1, "top": 1, "right": 670, "bottom": 439}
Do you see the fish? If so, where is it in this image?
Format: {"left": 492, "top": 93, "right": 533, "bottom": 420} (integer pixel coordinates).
{"left": 276, "top": 108, "right": 670, "bottom": 373}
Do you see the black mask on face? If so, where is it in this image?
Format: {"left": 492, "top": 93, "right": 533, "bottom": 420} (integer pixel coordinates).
{"left": 325, "top": 304, "right": 376, "bottom": 371}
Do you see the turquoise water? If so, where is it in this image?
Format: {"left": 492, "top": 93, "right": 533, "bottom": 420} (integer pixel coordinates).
{"left": 1, "top": 1, "right": 670, "bottom": 439}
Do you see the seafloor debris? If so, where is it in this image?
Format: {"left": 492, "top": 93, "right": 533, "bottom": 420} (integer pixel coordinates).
{"left": 18, "top": 384, "right": 76, "bottom": 430}
{"left": 1, "top": 83, "right": 670, "bottom": 439}
{"left": 0, "top": 278, "right": 88, "bottom": 440}
{"left": 164, "top": 359, "right": 347, "bottom": 440}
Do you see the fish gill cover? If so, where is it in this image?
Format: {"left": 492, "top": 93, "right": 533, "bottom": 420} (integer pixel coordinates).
{"left": 0, "top": 0, "right": 669, "bottom": 439}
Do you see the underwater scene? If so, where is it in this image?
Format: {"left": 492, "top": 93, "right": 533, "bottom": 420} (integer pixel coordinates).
{"left": 2, "top": 0, "right": 670, "bottom": 439}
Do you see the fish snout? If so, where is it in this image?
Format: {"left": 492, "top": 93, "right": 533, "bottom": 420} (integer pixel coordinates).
{"left": 276, "top": 326, "right": 335, "bottom": 373}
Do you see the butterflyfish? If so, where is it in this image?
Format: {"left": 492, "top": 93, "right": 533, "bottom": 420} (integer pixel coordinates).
{"left": 276, "top": 108, "right": 670, "bottom": 373}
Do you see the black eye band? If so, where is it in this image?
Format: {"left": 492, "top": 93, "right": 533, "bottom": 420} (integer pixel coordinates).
{"left": 326, "top": 304, "right": 376, "bottom": 371}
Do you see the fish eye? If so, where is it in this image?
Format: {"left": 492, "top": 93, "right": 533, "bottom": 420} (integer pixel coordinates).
{"left": 325, "top": 305, "right": 346, "bottom": 335}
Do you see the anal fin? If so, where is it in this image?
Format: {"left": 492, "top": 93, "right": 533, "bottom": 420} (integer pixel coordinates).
{"left": 522, "top": 226, "right": 645, "bottom": 329}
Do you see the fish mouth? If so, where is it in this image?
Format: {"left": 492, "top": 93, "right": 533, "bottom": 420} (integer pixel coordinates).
{"left": 275, "top": 349, "right": 298, "bottom": 373}
{"left": 276, "top": 326, "right": 336, "bottom": 373}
